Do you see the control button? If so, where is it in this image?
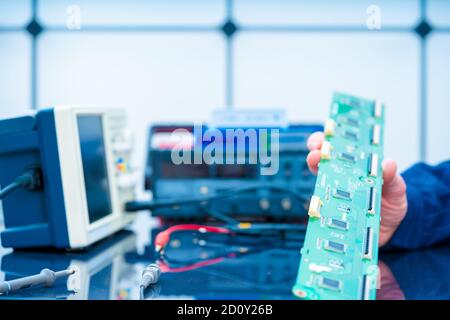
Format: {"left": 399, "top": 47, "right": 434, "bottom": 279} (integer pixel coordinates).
{"left": 116, "top": 157, "right": 127, "bottom": 173}
{"left": 199, "top": 186, "right": 209, "bottom": 195}
{"left": 259, "top": 198, "right": 270, "bottom": 211}
{"left": 281, "top": 198, "right": 292, "bottom": 211}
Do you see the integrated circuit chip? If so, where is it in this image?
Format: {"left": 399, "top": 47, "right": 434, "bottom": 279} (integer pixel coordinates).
{"left": 333, "top": 188, "right": 352, "bottom": 201}
{"left": 344, "top": 130, "right": 358, "bottom": 141}
{"left": 328, "top": 218, "right": 348, "bottom": 231}
{"left": 346, "top": 117, "right": 359, "bottom": 127}
{"left": 319, "top": 276, "right": 342, "bottom": 291}
{"left": 339, "top": 152, "right": 356, "bottom": 163}
{"left": 324, "top": 240, "right": 346, "bottom": 253}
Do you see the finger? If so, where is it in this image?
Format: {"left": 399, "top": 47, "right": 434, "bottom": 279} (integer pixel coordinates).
{"left": 306, "top": 149, "right": 321, "bottom": 175}
{"left": 307, "top": 132, "right": 325, "bottom": 151}
{"left": 382, "top": 159, "right": 407, "bottom": 197}
{"left": 382, "top": 159, "right": 397, "bottom": 186}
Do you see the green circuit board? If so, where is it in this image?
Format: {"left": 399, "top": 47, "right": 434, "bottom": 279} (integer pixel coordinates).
{"left": 292, "top": 92, "right": 385, "bottom": 300}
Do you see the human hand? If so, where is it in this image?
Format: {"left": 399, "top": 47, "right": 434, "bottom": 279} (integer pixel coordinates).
{"left": 305, "top": 132, "right": 408, "bottom": 247}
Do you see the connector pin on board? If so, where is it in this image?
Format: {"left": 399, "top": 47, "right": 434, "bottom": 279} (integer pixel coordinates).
{"left": 320, "top": 141, "right": 332, "bottom": 159}
{"left": 371, "top": 124, "right": 381, "bottom": 145}
{"left": 308, "top": 195, "right": 322, "bottom": 218}
{"left": 368, "top": 153, "right": 379, "bottom": 177}
{"left": 362, "top": 227, "right": 374, "bottom": 260}
{"left": 367, "top": 187, "right": 376, "bottom": 215}
{"left": 374, "top": 100, "right": 382, "bottom": 118}
{"left": 324, "top": 119, "right": 336, "bottom": 136}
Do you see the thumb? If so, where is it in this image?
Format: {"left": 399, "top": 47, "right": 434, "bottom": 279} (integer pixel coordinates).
{"left": 382, "top": 158, "right": 407, "bottom": 198}
{"left": 382, "top": 159, "right": 397, "bottom": 187}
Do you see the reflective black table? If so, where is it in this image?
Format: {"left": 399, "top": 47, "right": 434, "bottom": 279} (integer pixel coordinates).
{"left": 1, "top": 213, "right": 449, "bottom": 300}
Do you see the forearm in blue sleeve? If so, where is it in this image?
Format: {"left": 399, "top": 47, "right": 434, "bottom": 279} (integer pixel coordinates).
{"left": 386, "top": 160, "right": 450, "bottom": 249}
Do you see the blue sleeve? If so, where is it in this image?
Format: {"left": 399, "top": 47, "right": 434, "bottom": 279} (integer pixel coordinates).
{"left": 386, "top": 160, "right": 450, "bottom": 250}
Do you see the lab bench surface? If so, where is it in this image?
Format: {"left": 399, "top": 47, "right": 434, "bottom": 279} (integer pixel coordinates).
{"left": 0, "top": 212, "right": 449, "bottom": 300}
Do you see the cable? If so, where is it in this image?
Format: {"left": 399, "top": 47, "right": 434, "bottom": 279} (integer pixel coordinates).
{"left": 151, "top": 223, "right": 306, "bottom": 288}
{"left": 198, "top": 204, "right": 307, "bottom": 235}
{"left": 0, "top": 268, "right": 74, "bottom": 295}
{"left": 139, "top": 263, "right": 161, "bottom": 300}
{"left": 199, "top": 205, "right": 240, "bottom": 225}
{"left": 155, "top": 224, "right": 231, "bottom": 253}
{"left": 139, "top": 284, "right": 161, "bottom": 300}
{"left": 140, "top": 285, "right": 145, "bottom": 300}
{"left": 154, "top": 222, "right": 305, "bottom": 254}
{"left": 125, "top": 184, "right": 308, "bottom": 212}
{"left": 159, "top": 234, "right": 304, "bottom": 267}
{"left": 0, "top": 169, "right": 42, "bottom": 200}
{"left": 228, "top": 223, "right": 307, "bottom": 235}
{"left": 140, "top": 263, "right": 161, "bottom": 288}
{"left": 158, "top": 257, "right": 225, "bottom": 273}
{"left": 157, "top": 231, "right": 305, "bottom": 279}
{"left": 0, "top": 181, "right": 21, "bottom": 199}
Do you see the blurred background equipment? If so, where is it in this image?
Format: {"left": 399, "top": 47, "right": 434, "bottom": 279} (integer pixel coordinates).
{"left": 0, "top": 230, "right": 137, "bottom": 300}
{"left": 153, "top": 223, "right": 307, "bottom": 255}
{"left": 1, "top": 0, "right": 449, "bottom": 190}
{"left": 1, "top": 0, "right": 450, "bottom": 233}
{"left": 0, "top": 106, "right": 136, "bottom": 249}
{"left": 147, "top": 223, "right": 305, "bottom": 299}
{"left": 143, "top": 109, "right": 322, "bottom": 221}
{"left": 1, "top": 216, "right": 450, "bottom": 300}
